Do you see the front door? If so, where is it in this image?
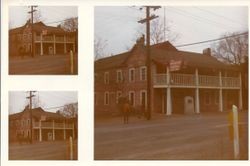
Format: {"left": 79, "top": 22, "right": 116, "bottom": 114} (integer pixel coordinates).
{"left": 48, "top": 132, "right": 53, "bottom": 141}
{"left": 49, "top": 46, "right": 53, "bottom": 55}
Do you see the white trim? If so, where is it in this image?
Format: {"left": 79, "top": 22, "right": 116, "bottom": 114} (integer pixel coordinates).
{"left": 129, "top": 91, "right": 135, "bottom": 106}
{"left": 104, "top": 72, "right": 109, "bottom": 84}
{"left": 140, "top": 66, "right": 147, "bottom": 81}
{"left": 140, "top": 90, "right": 147, "bottom": 107}
{"left": 129, "top": 68, "right": 135, "bottom": 82}
{"left": 104, "top": 91, "right": 109, "bottom": 105}
{"left": 116, "top": 70, "right": 123, "bottom": 83}
{"left": 116, "top": 91, "right": 122, "bottom": 104}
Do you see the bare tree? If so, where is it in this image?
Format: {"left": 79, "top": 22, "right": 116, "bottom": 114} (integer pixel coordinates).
{"left": 59, "top": 103, "right": 78, "bottom": 118}
{"left": 60, "top": 17, "right": 78, "bottom": 32}
{"left": 94, "top": 36, "right": 108, "bottom": 60}
{"left": 150, "top": 18, "right": 179, "bottom": 44}
{"left": 212, "top": 32, "right": 248, "bottom": 65}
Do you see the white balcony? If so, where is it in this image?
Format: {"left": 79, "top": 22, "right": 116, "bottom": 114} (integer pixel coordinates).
{"left": 154, "top": 73, "right": 240, "bottom": 88}
{"left": 33, "top": 121, "right": 74, "bottom": 129}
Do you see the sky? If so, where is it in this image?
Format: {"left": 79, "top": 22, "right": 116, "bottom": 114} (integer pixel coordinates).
{"left": 9, "top": 6, "right": 78, "bottom": 29}
{"left": 9, "top": 91, "right": 78, "bottom": 114}
{"left": 95, "top": 6, "right": 248, "bottom": 55}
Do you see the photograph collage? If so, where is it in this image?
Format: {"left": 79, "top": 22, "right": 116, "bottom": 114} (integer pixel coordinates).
{"left": 1, "top": 0, "right": 249, "bottom": 166}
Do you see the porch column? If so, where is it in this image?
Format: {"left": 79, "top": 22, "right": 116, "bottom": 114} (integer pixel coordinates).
{"left": 53, "top": 34, "right": 56, "bottom": 55}
{"left": 40, "top": 33, "right": 43, "bottom": 55}
{"left": 219, "top": 71, "right": 223, "bottom": 112}
{"left": 63, "top": 120, "right": 66, "bottom": 140}
{"left": 239, "top": 72, "right": 243, "bottom": 110}
{"left": 166, "top": 66, "right": 172, "bottom": 115}
{"left": 39, "top": 120, "right": 42, "bottom": 142}
{"left": 72, "top": 123, "right": 75, "bottom": 139}
{"left": 64, "top": 35, "right": 67, "bottom": 54}
{"left": 195, "top": 68, "right": 200, "bottom": 114}
{"left": 52, "top": 120, "right": 55, "bottom": 141}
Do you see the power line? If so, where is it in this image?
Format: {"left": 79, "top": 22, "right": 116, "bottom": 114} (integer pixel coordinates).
{"left": 166, "top": 7, "right": 239, "bottom": 31}
{"left": 193, "top": 7, "right": 247, "bottom": 27}
{"left": 45, "top": 17, "right": 77, "bottom": 25}
{"left": 175, "top": 32, "right": 248, "bottom": 47}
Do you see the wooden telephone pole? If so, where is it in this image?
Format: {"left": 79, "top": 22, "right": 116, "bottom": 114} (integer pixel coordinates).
{"left": 138, "top": 6, "right": 160, "bottom": 120}
{"left": 26, "top": 91, "right": 36, "bottom": 143}
{"left": 28, "top": 6, "right": 37, "bottom": 58}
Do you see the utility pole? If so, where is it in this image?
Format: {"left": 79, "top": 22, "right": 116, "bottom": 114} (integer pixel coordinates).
{"left": 28, "top": 6, "right": 37, "bottom": 58}
{"left": 138, "top": 6, "right": 161, "bottom": 120}
{"left": 26, "top": 91, "right": 36, "bottom": 143}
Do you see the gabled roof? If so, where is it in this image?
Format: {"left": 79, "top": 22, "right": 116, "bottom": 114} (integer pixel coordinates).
{"left": 9, "top": 21, "right": 69, "bottom": 35}
{"left": 95, "top": 40, "right": 239, "bottom": 71}
{"left": 9, "top": 107, "right": 65, "bottom": 121}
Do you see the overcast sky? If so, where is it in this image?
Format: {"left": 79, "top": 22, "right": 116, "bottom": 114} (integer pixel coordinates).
{"left": 9, "top": 6, "right": 78, "bottom": 29}
{"left": 95, "top": 6, "right": 248, "bottom": 55}
{"left": 9, "top": 91, "right": 78, "bottom": 114}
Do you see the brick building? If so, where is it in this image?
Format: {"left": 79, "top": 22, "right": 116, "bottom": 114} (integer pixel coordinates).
{"left": 94, "top": 36, "right": 244, "bottom": 116}
{"left": 9, "top": 106, "right": 76, "bottom": 143}
{"left": 9, "top": 21, "right": 76, "bottom": 57}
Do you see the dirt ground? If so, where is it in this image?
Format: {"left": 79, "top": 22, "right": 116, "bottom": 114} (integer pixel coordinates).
{"left": 9, "top": 140, "right": 78, "bottom": 160}
{"left": 95, "top": 111, "right": 248, "bottom": 160}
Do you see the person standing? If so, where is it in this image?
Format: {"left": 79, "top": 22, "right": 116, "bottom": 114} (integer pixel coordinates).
{"left": 123, "top": 99, "right": 130, "bottom": 124}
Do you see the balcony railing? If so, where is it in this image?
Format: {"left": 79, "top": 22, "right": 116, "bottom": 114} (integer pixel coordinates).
{"left": 35, "top": 36, "right": 74, "bottom": 42}
{"left": 154, "top": 73, "right": 240, "bottom": 88}
{"left": 33, "top": 121, "right": 74, "bottom": 129}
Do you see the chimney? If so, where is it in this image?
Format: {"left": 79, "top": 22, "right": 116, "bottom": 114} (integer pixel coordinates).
{"left": 136, "top": 34, "right": 145, "bottom": 46}
{"left": 203, "top": 48, "right": 211, "bottom": 56}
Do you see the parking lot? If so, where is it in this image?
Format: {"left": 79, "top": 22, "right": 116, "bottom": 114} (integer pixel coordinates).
{"left": 9, "top": 140, "right": 78, "bottom": 160}
{"left": 95, "top": 111, "right": 248, "bottom": 160}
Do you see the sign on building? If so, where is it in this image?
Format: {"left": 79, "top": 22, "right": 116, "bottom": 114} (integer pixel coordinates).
{"left": 170, "top": 60, "right": 182, "bottom": 71}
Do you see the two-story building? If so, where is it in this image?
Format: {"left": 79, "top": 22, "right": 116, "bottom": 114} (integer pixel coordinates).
{"left": 94, "top": 36, "right": 244, "bottom": 116}
{"left": 9, "top": 21, "right": 76, "bottom": 57}
{"left": 9, "top": 106, "right": 76, "bottom": 143}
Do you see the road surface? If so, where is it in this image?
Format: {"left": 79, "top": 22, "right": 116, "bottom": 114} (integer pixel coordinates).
{"left": 95, "top": 111, "right": 248, "bottom": 160}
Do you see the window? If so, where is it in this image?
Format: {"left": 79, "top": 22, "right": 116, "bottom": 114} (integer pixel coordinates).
{"left": 116, "top": 91, "right": 122, "bottom": 104}
{"left": 129, "top": 68, "right": 135, "bottom": 82}
{"left": 104, "top": 72, "right": 109, "bottom": 84}
{"left": 140, "top": 66, "right": 147, "bottom": 81}
{"left": 27, "top": 119, "right": 30, "bottom": 126}
{"left": 104, "top": 92, "right": 109, "bottom": 105}
{"left": 204, "top": 92, "right": 211, "bottom": 105}
{"left": 129, "top": 91, "right": 135, "bottom": 106}
{"left": 116, "top": 70, "right": 123, "bottom": 83}
{"left": 140, "top": 90, "right": 147, "bottom": 107}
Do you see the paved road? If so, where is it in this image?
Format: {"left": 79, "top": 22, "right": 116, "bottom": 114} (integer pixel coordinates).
{"left": 9, "top": 140, "right": 78, "bottom": 160}
{"left": 9, "top": 54, "right": 77, "bottom": 75}
{"left": 95, "top": 112, "right": 248, "bottom": 160}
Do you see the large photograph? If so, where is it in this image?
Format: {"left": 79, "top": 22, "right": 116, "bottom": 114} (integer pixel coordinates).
{"left": 94, "top": 6, "right": 248, "bottom": 160}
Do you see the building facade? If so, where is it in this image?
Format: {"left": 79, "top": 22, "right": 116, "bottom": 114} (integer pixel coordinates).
{"left": 9, "top": 107, "right": 76, "bottom": 143}
{"left": 9, "top": 21, "right": 76, "bottom": 57}
{"left": 95, "top": 36, "right": 244, "bottom": 116}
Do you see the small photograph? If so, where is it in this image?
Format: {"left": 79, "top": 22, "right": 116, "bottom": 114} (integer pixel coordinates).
{"left": 9, "top": 91, "right": 78, "bottom": 160}
{"left": 94, "top": 6, "right": 248, "bottom": 160}
{"left": 9, "top": 6, "right": 78, "bottom": 75}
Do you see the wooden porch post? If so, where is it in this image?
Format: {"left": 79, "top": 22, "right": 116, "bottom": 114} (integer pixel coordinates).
{"left": 239, "top": 72, "right": 243, "bottom": 110}
{"left": 53, "top": 34, "right": 56, "bottom": 55}
{"left": 39, "top": 120, "right": 42, "bottom": 142}
{"left": 52, "top": 120, "right": 55, "bottom": 141}
{"left": 63, "top": 120, "right": 66, "bottom": 140}
{"left": 72, "top": 123, "right": 75, "bottom": 139}
{"left": 219, "top": 71, "right": 223, "bottom": 112}
{"left": 64, "top": 35, "right": 67, "bottom": 54}
{"left": 166, "top": 66, "right": 172, "bottom": 115}
{"left": 195, "top": 68, "right": 200, "bottom": 114}
{"left": 40, "top": 33, "right": 43, "bottom": 55}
